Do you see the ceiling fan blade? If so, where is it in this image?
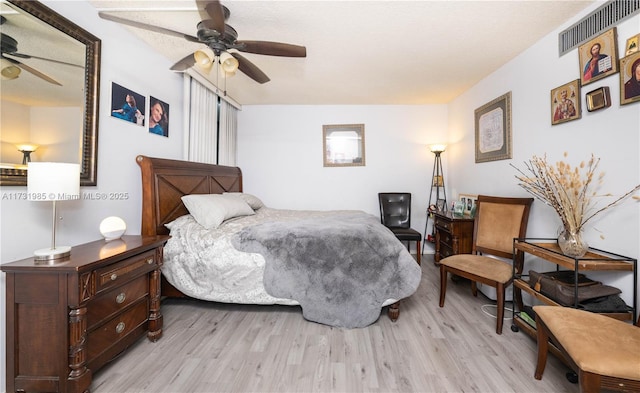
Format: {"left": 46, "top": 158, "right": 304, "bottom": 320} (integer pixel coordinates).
{"left": 3, "top": 56, "right": 62, "bottom": 86}
{"left": 98, "top": 12, "right": 200, "bottom": 43}
{"left": 196, "top": 1, "right": 226, "bottom": 34}
{"left": 170, "top": 53, "right": 197, "bottom": 71}
{"left": 6, "top": 52, "right": 84, "bottom": 68}
{"left": 236, "top": 41, "right": 307, "bottom": 57}
{"left": 232, "top": 52, "right": 270, "bottom": 84}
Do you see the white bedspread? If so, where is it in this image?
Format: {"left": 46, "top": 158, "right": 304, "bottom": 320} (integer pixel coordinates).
{"left": 163, "top": 207, "right": 382, "bottom": 305}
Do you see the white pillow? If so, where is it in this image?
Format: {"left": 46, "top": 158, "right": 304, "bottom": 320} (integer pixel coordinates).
{"left": 181, "top": 194, "right": 255, "bottom": 229}
{"left": 223, "top": 192, "right": 265, "bottom": 210}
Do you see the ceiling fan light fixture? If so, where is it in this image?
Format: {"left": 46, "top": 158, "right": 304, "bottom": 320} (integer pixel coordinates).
{"left": 219, "top": 51, "right": 239, "bottom": 73}
{"left": 194, "top": 47, "right": 215, "bottom": 70}
{"left": 0, "top": 59, "right": 21, "bottom": 80}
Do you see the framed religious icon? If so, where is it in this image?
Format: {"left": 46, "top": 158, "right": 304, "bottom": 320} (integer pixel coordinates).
{"left": 322, "top": 124, "right": 365, "bottom": 167}
{"left": 551, "top": 80, "right": 581, "bottom": 125}
{"left": 475, "top": 92, "right": 512, "bottom": 163}
{"left": 625, "top": 34, "right": 639, "bottom": 56}
{"left": 579, "top": 28, "right": 618, "bottom": 86}
{"left": 620, "top": 51, "right": 640, "bottom": 105}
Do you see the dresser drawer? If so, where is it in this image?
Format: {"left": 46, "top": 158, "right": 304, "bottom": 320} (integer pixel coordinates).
{"left": 439, "top": 243, "right": 454, "bottom": 259}
{"left": 435, "top": 218, "right": 451, "bottom": 233}
{"left": 87, "top": 275, "right": 149, "bottom": 330}
{"left": 87, "top": 299, "right": 149, "bottom": 361}
{"left": 95, "top": 250, "right": 156, "bottom": 292}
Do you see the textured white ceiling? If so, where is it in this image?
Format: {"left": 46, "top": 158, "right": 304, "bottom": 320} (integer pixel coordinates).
{"left": 89, "top": 1, "right": 597, "bottom": 105}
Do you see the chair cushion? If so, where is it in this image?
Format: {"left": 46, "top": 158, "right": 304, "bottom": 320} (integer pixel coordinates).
{"left": 534, "top": 306, "right": 640, "bottom": 381}
{"left": 390, "top": 228, "right": 422, "bottom": 241}
{"left": 440, "top": 254, "right": 512, "bottom": 283}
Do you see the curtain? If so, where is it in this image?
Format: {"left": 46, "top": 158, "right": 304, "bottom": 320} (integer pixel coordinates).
{"left": 187, "top": 77, "right": 218, "bottom": 164}
{"left": 218, "top": 99, "right": 238, "bottom": 166}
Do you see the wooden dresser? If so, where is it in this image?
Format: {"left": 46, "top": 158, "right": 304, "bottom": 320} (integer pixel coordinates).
{"left": 2, "top": 235, "right": 169, "bottom": 393}
{"left": 433, "top": 211, "right": 475, "bottom": 263}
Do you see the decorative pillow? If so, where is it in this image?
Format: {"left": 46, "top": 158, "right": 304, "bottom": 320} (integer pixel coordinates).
{"left": 223, "top": 192, "right": 265, "bottom": 210}
{"left": 181, "top": 194, "right": 255, "bottom": 229}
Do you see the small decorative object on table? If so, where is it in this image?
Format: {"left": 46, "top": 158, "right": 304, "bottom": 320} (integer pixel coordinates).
{"left": 512, "top": 153, "right": 640, "bottom": 258}
{"left": 100, "top": 216, "right": 127, "bottom": 241}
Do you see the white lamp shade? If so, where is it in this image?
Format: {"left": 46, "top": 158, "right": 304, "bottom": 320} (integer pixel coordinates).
{"left": 219, "top": 51, "right": 239, "bottom": 73}
{"left": 194, "top": 47, "right": 215, "bottom": 69}
{"left": 27, "top": 162, "right": 80, "bottom": 201}
{"left": 429, "top": 144, "right": 447, "bottom": 153}
{"left": 1, "top": 58, "right": 21, "bottom": 80}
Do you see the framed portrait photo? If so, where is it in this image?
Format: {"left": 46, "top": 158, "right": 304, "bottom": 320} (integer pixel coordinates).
{"left": 579, "top": 27, "right": 618, "bottom": 86}
{"left": 458, "top": 194, "right": 477, "bottom": 216}
{"left": 474, "top": 92, "right": 512, "bottom": 163}
{"left": 551, "top": 80, "right": 581, "bottom": 125}
{"left": 620, "top": 51, "right": 640, "bottom": 105}
{"left": 323, "top": 124, "right": 365, "bottom": 167}
{"left": 149, "top": 96, "right": 169, "bottom": 137}
{"left": 110, "top": 82, "right": 145, "bottom": 126}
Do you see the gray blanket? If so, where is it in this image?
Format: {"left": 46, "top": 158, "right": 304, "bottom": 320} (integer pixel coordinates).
{"left": 232, "top": 211, "right": 421, "bottom": 328}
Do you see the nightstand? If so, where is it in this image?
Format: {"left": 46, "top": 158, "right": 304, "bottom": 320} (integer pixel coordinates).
{"left": 433, "top": 211, "right": 474, "bottom": 264}
{"left": 2, "top": 235, "right": 169, "bottom": 393}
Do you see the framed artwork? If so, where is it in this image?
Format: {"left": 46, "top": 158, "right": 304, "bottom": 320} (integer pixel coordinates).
{"left": 323, "top": 124, "right": 365, "bottom": 167}
{"left": 585, "top": 86, "right": 611, "bottom": 112}
{"left": 579, "top": 28, "right": 618, "bottom": 86}
{"left": 432, "top": 175, "right": 444, "bottom": 187}
{"left": 625, "top": 34, "right": 639, "bottom": 56}
{"left": 474, "top": 92, "right": 512, "bottom": 163}
{"left": 551, "top": 80, "right": 581, "bottom": 125}
{"left": 458, "top": 194, "right": 477, "bottom": 216}
{"left": 435, "top": 198, "right": 446, "bottom": 212}
{"left": 149, "top": 96, "right": 169, "bottom": 137}
{"left": 620, "top": 51, "right": 640, "bottom": 105}
{"left": 110, "top": 82, "right": 145, "bottom": 126}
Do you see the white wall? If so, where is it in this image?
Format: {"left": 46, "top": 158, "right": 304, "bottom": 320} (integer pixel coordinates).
{"left": 0, "top": 1, "right": 186, "bottom": 389}
{"left": 238, "top": 105, "right": 449, "bottom": 237}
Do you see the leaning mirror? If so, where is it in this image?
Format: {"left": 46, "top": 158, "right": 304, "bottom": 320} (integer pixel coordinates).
{"left": 0, "top": 0, "right": 100, "bottom": 186}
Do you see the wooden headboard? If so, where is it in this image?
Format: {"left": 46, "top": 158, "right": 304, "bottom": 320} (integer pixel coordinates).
{"left": 136, "top": 155, "right": 243, "bottom": 236}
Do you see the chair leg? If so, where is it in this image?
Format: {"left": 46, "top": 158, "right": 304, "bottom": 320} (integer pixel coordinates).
{"left": 439, "top": 265, "right": 447, "bottom": 307}
{"left": 496, "top": 283, "right": 504, "bottom": 335}
{"left": 416, "top": 240, "right": 421, "bottom": 265}
{"left": 579, "top": 370, "right": 601, "bottom": 393}
{"left": 534, "top": 316, "right": 549, "bottom": 380}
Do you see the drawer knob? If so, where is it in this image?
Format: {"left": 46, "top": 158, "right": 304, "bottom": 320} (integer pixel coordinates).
{"left": 115, "top": 293, "right": 126, "bottom": 304}
{"left": 110, "top": 273, "right": 118, "bottom": 281}
{"left": 115, "top": 322, "right": 125, "bottom": 334}
{"left": 146, "top": 257, "right": 154, "bottom": 265}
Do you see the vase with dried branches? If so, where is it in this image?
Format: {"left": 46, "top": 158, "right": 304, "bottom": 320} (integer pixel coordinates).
{"left": 512, "top": 153, "right": 640, "bottom": 257}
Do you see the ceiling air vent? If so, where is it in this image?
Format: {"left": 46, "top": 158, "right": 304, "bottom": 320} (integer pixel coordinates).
{"left": 559, "top": 0, "right": 640, "bottom": 56}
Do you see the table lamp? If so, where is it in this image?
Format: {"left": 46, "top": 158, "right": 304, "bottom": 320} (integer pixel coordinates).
{"left": 27, "top": 162, "right": 80, "bottom": 260}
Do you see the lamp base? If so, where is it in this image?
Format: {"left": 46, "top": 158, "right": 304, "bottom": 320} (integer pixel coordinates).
{"left": 34, "top": 245, "right": 71, "bottom": 261}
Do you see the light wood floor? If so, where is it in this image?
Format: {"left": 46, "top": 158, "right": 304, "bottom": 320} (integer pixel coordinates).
{"left": 92, "top": 255, "right": 577, "bottom": 393}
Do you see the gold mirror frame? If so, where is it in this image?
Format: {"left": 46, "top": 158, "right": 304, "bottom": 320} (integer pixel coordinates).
{"left": 1, "top": 0, "right": 101, "bottom": 186}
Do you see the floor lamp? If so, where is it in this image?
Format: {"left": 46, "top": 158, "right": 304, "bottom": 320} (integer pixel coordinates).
{"left": 422, "top": 144, "right": 447, "bottom": 255}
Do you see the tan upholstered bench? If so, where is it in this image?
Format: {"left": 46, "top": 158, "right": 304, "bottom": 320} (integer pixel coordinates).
{"left": 533, "top": 305, "right": 640, "bottom": 393}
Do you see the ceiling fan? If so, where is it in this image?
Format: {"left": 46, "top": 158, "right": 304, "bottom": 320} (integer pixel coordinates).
{"left": 0, "top": 15, "right": 84, "bottom": 86}
{"left": 98, "top": 0, "right": 306, "bottom": 84}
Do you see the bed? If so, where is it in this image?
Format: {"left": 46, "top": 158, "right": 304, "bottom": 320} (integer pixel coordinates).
{"left": 137, "top": 155, "right": 421, "bottom": 328}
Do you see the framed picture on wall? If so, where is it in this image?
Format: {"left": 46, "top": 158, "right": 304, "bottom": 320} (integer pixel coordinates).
{"left": 474, "top": 92, "right": 512, "bottom": 163}
{"left": 149, "top": 96, "right": 169, "bottom": 137}
{"left": 551, "top": 80, "right": 581, "bottom": 125}
{"left": 579, "top": 27, "right": 618, "bottom": 86}
{"left": 620, "top": 51, "right": 640, "bottom": 105}
{"left": 625, "top": 33, "right": 639, "bottom": 56}
{"left": 322, "top": 124, "right": 365, "bottom": 167}
{"left": 110, "top": 82, "right": 145, "bottom": 126}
